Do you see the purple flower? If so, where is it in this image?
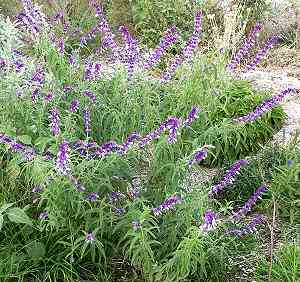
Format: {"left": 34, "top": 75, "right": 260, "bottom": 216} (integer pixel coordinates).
{"left": 119, "top": 26, "right": 140, "bottom": 80}
{"left": 84, "top": 90, "right": 97, "bottom": 103}
{"left": 231, "top": 185, "right": 267, "bottom": 221}
{"left": 118, "top": 132, "right": 141, "bottom": 154}
{"left": 49, "top": 108, "right": 60, "bottom": 136}
{"left": 182, "top": 10, "right": 203, "bottom": 60}
{"left": 152, "top": 194, "right": 182, "bottom": 217}
{"left": 69, "top": 51, "right": 77, "bottom": 65}
{"left": 209, "top": 159, "right": 249, "bottom": 196}
{"left": 165, "top": 117, "right": 181, "bottom": 143}
{"left": 234, "top": 88, "right": 298, "bottom": 123}
{"left": 109, "top": 191, "right": 125, "bottom": 203}
{"left": 128, "top": 187, "right": 140, "bottom": 199}
{"left": 200, "top": 210, "right": 217, "bottom": 232}
{"left": 287, "top": 159, "right": 294, "bottom": 167}
{"left": 31, "top": 68, "right": 45, "bottom": 87}
{"left": 31, "top": 88, "right": 39, "bottom": 103}
{"left": 70, "top": 99, "right": 79, "bottom": 113}
{"left": 242, "top": 35, "right": 280, "bottom": 73}
{"left": 58, "top": 37, "right": 65, "bottom": 54}
{"left": 39, "top": 211, "right": 49, "bottom": 220}
{"left": 83, "top": 107, "right": 91, "bottom": 136}
{"left": 132, "top": 220, "right": 141, "bottom": 231}
{"left": 91, "top": 141, "right": 118, "bottom": 159}
{"left": 161, "top": 55, "right": 183, "bottom": 82}
{"left": 85, "top": 231, "right": 94, "bottom": 242}
{"left": 56, "top": 140, "right": 70, "bottom": 175}
{"left": 144, "top": 26, "right": 178, "bottom": 70}
{"left": 183, "top": 107, "right": 201, "bottom": 128}
{"left": 44, "top": 92, "right": 54, "bottom": 103}
{"left": 86, "top": 192, "right": 99, "bottom": 201}
{"left": 84, "top": 62, "right": 101, "bottom": 80}
{"left": 113, "top": 207, "right": 126, "bottom": 215}
{"left": 227, "top": 23, "right": 263, "bottom": 71}
{"left": 227, "top": 213, "right": 265, "bottom": 237}
{"left": 188, "top": 150, "right": 208, "bottom": 168}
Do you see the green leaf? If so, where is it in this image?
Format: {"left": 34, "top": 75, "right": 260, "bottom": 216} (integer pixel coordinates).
{"left": 7, "top": 208, "right": 33, "bottom": 226}
{"left": 18, "top": 135, "right": 32, "bottom": 145}
{"left": 0, "top": 214, "right": 3, "bottom": 231}
{"left": 0, "top": 203, "right": 14, "bottom": 214}
{"left": 26, "top": 241, "right": 46, "bottom": 259}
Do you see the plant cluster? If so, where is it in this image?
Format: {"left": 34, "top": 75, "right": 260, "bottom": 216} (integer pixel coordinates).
{"left": 0, "top": 1, "right": 298, "bottom": 281}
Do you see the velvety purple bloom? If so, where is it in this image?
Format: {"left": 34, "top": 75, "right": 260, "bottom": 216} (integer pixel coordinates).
{"left": 14, "top": 60, "right": 25, "bottom": 72}
{"left": 86, "top": 192, "right": 99, "bottom": 201}
{"left": 231, "top": 185, "right": 267, "bottom": 221}
{"left": 182, "top": 10, "right": 203, "bottom": 60}
{"left": 49, "top": 108, "right": 60, "bottom": 136}
{"left": 92, "top": 141, "right": 118, "bottom": 159}
{"left": 69, "top": 51, "right": 77, "bottom": 65}
{"left": 0, "top": 58, "right": 6, "bottom": 69}
{"left": 56, "top": 140, "right": 70, "bottom": 175}
{"left": 234, "top": 88, "right": 298, "bottom": 123}
{"left": 227, "top": 23, "right": 263, "bottom": 71}
{"left": 118, "top": 132, "right": 141, "bottom": 154}
{"left": 70, "top": 99, "right": 79, "bottom": 113}
{"left": 119, "top": 26, "right": 140, "bottom": 80}
{"left": 188, "top": 150, "right": 208, "bottom": 167}
{"left": 83, "top": 107, "right": 91, "bottom": 135}
{"left": 31, "top": 88, "right": 39, "bottom": 103}
{"left": 39, "top": 211, "right": 49, "bottom": 220}
{"left": 128, "top": 187, "right": 140, "bottom": 199}
{"left": 183, "top": 107, "right": 201, "bottom": 128}
{"left": 200, "top": 210, "right": 217, "bottom": 232}
{"left": 152, "top": 194, "right": 182, "bottom": 217}
{"left": 23, "top": 148, "right": 36, "bottom": 161}
{"left": 84, "top": 62, "right": 101, "bottom": 80}
{"left": 84, "top": 90, "right": 97, "bottom": 103}
{"left": 113, "top": 207, "right": 126, "bottom": 215}
{"left": 242, "top": 35, "right": 280, "bottom": 73}
{"left": 209, "top": 159, "right": 249, "bottom": 196}
{"left": 161, "top": 55, "right": 183, "bottom": 82}
{"left": 144, "top": 26, "right": 178, "bottom": 70}
{"left": 85, "top": 231, "right": 94, "bottom": 242}
{"left": 31, "top": 68, "right": 45, "bottom": 87}
{"left": 110, "top": 191, "right": 125, "bottom": 204}
{"left": 132, "top": 220, "right": 141, "bottom": 231}
{"left": 44, "top": 92, "right": 54, "bottom": 103}
{"left": 58, "top": 37, "right": 65, "bottom": 54}
{"left": 227, "top": 213, "right": 265, "bottom": 237}
{"left": 165, "top": 117, "right": 181, "bottom": 143}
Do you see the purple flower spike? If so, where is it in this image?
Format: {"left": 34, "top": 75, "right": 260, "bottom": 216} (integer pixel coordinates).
{"left": 118, "top": 132, "right": 141, "bottom": 154}
{"left": 166, "top": 117, "right": 181, "bottom": 143}
{"left": 44, "top": 92, "right": 54, "bottom": 103}
{"left": 31, "top": 88, "right": 39, "bottom": 103}
{"left": 182, "top": 10, "right": 203, "bottom": 60}
{"left": 144, "top": 26, "right": 178, "bottom": 70}
{"left": 242, "top": 35, "right": 280, "bottom": 73}
{"left": 231, "top": 185, "right": 267, "bottom": 221}
{"left": 200, "top": 209, "right": 217, "bottom": 232}
{"left": 209, "top": 159, "right": 249, "bottom": 196}
{"left": 234, "top": 88, "right": 298, "bottom": 123}
{"left": 85, "top": 231, "right": 94, "bottom": 243}
{"left": 113, "top": 207, "right": 126, "bottom": 215}
{"left": 84, "top": 90, "right": 97, "bottom": 103}
{"left": 161, "top": 55, "right": 183, "bottom": 82}
{"left": 227, "top": 214, "right": 265, "bottom": 237}
{"left": 132, "top": 220, "right": 141, "bottom": 231}
{"left": 86, "top": 192, "right": 99, "bottom": 201}
{"left": 227, "top": 23, "right": 263, "bottom": 71}
{"left": 70, "top": 99, "right": 79, "bottom": 113}
{"left": 49, "top": 108, "right": 60, "bottom": 136}
{"left": 56, "top": 140, "right": 70, "bottom": 175}
{"left": 84, "top": 62, "right": 101, "bottom": 80}
{"left": 92, "top": 141, "right": 118, "bottom": 159}
{"left": 183, "top": 107, "right": 201, "bottom": 128}
{"left": 188, "top": 150, "right": 208, "bottom": 168}
{"left": 83, "top": 107, "right": 91, "bottom": 135}
{"left": 110, "top": 191, "right": 125, "bottom": 203}
{"left": 152, "top": 194, "right": 182, "bottom": 217}
{"left": 39, "top": 211, "right": 49, "bottom": 220}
